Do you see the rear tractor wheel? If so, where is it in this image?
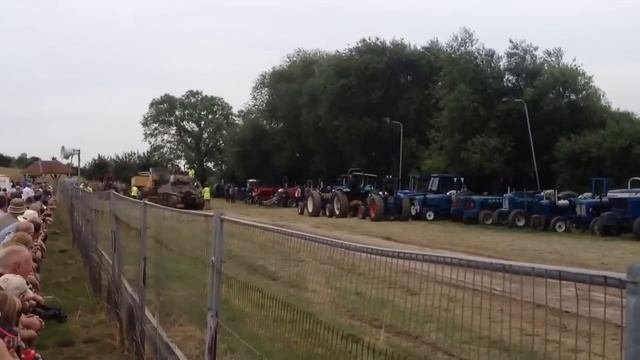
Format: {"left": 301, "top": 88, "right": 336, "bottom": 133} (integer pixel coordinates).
{"left": 306, "top": 191, "right": 322, "bottom": 217}
{"left": 332, "top": 192, "right": 350, "bottom": 218}
{"left": 368, "top": 195, "right": 385, "bottom": 222}
{"left": 633, "top": 218, "right": 640, "bottom": 240}
{"left": 398, "top": 197, "right": 411, "bottom": 221}
{"left": 508, "top": 209, "right": 527, "bottom": 229}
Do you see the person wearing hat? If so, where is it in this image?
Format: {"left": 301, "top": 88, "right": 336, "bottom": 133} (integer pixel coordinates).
{"left": 0, "top": 209, "right": 36, "bottom": 244}
{"left": 0, "top": 199, "right": 25, "bottom": 235}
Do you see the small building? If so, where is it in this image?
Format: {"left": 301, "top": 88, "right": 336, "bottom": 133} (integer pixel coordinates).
{"left": 22, "top": 159, "right": 72, "bottom": 179}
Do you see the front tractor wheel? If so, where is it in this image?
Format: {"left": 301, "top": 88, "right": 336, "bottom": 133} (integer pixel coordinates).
{"left": 357, "top": 205, "right": 367, "bottom": 219}
{"left": 478, "top": 210, "right": 494, "bottom": 225}
{"left": 550, "top": 216, "right": 568, "bottom": 233}
{"left": 423, "top": 209, "right": 436, "bottom": 222}
{"left": 508, "top": 210, "right": 527, "bottom": 229}
{"left": 332, "top": 192, "right": 350, "bottom": 218}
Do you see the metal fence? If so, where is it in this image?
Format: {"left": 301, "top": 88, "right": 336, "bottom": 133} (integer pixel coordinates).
{"left": 58, "top": 181, "right": 640, "bottom": 360}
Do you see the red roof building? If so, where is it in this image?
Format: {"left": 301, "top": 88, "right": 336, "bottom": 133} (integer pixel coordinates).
{"left": 22, "top": 160, "right": 72, "bottom": 177}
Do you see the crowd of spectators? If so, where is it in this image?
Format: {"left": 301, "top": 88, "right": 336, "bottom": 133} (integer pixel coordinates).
{"left": 0, "top": 181, "right": 64, "bottom": 359}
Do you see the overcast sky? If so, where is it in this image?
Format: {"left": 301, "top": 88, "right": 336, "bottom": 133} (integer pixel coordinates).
{"left": 1, "top": 0, "right": 638, "bottom": 164}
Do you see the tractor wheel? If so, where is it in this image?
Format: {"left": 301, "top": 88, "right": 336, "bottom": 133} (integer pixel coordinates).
{"left": 287, "top": 198, "right": 297, "bottom": 208}
{"left": 492, "top": 209, "right": 509, "bottom": 226}
{"left": 599, "top": 212, "right": 620, "bottom": 237}
{"left": 530, "top": 215, "right": 546, "bottom": 231}
{"left": 633, "top": 218, "right": 640, "bottom": 240}
{"left": 550, "top": 216, "right": 568, "bottom": 233}
{"left": 508, "top": 209, "right": 527, "bottom": 229}
{"left": 332, "top": 192, "right": 350, "bottom": 218}
{"left": 325, "top": 204, "right": 335, "bottom": 218}
{"left": 357, "top": 205, "right": 367, "bottom": 219}
{"left": 398, "top": 197, "right": 411, "bottom": 221}
{"left": 478, "top": 210, "right": 494, "bottom": 226}
{"left": 297, "top": 201, "right": 305, "bottom": 215}
{"left": 423, "top": 208, "right": 436, "bottom": 222}
{"left": 306, "top": 191, "right": 322, "bottom": 217}
{"left": 589, "top": 218, "right": 601, "bottom": 235}
{"left": 368, "top": 195, "right": 385, "bottom": 222}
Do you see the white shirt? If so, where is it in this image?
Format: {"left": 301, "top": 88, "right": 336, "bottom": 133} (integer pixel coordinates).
{"left": 22, "top": 187, "right": 34, "bottom": 200}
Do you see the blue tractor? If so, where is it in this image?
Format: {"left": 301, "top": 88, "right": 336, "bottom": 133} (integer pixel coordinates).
{"left": 366, "top": 176, "right": 412, "bottom": 221}
{"left": 453, "top": 195, "right": 504, "bottom": 225}
{"left": 597, "top": 177, "right": 640, "bottom": 239}
{"left": 410, "top": 174, "right": 467, "bottom": 221}
{"left": 493, "top": 190, "right": 544, "bottom": 228}
{"left": 527, "top": 190, "right": 579, "bottom": 233}
{"left": 306, "top": 169, "right": 378, "bottom": 218}
{"left": 570, "top": 178, "right": 611, "bottom": 233}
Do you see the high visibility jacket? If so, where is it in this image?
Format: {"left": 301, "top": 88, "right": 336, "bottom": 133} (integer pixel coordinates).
{"left": 202, "top": 187, "right": 211, "bottom": 200}
{"left": 188, "top": 169, "right": 195, "bottom": 178}
{"left": 131, "top": 186, "right": 139, "bottom": 197}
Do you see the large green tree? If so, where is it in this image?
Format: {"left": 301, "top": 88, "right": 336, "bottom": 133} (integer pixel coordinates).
{"left": 141, "top": 90, "right": 235, "bottom": 183}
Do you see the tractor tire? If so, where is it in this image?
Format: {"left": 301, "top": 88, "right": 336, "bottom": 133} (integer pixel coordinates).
{"left": 550, "top": 216, "right": 568, "bottom": 233}
{"left": 332, "top": 192, "right": 350, "bottom": 218}
{"left": 357, "top": 205, "right": 367, "bottom": 219}
{"left": 297, "top": 201, "right": 305, "bottom": 215}
{"left": 492, "top": 209, "right": 509, "bottom": 226}
{"left": 368, "top": 195, "right": 385, "bottom": 222}
{"left": 508, "top": 209, "right": 528, "bottom": 229}
{"left": 398, "top": 197, "right": 411, "bottom": 221}
{"left": 599, "top": 212, "right": 620, "bottom": 237}
{"left": 325, "top": 204, "right": 335, "bottom": 218}
{"left": 633, "top": 218, "right": 640, "bottom": 240}
{"left": 423, "top": 208, "right": 436, "bottom": 222}
{"left": 530, "top": 214, "right": 546, "bottom": 231}
{"left": 287, "top": 198, "right": 297, "bottom": 208}
{"left": 478, "top": 210, "right": 494, "bottom": 226}
{"left": 410, "top": 200, "right": 421, "bottom": 220}
{"left": 589, "top": 218, "right": 601, "bottom": 235}
{"left": 306, "top": 191, "right": 322, "bottom": 217}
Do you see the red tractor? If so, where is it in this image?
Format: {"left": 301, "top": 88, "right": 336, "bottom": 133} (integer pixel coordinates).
{"left": 245, "top": 179, "right": 299, "bottom": 207}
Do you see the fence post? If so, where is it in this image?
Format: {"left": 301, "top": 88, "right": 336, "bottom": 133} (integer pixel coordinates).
{"left": 138, "top": 200, "right": 148, "bottom": 357}
{"left": 205, "top": 212, "right": 224, "bottom": 360}
{"left": 625, "top": 264, "right": 640, "bottom": 359}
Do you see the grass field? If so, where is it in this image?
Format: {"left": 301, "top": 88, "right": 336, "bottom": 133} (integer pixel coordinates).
{"left": 209, "top": 199, "right": 640, "bottom": 272}
{"left": 71, "top": 192, "right": 627, "bottom": 359}
{"left": 37, "top": 201, "right": 131, "bottom": 359}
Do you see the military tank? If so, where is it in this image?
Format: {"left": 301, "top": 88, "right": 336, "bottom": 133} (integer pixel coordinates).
{"left": 144, "top": 168, "right": 205, "bottom": 210}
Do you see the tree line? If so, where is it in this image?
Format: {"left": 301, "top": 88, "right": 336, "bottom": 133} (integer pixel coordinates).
{"left": 84, "top": 28, "right": 640, "bottom": 193}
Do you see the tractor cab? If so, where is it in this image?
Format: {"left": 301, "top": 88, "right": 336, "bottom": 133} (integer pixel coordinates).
{"left": 338, "top": 168, "right": 378, "bottom": 194}
{"left": 403, "top": 175, "right": 432, "bottom": 194}
{"left": 599, "top": 177, "right": 640, "bottom": 238}
{"left": 426, "top": 174, "right": 466, "bottom": 194}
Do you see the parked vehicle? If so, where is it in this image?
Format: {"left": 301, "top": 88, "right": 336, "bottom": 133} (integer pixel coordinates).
{"left": 454, "top": 195, "right": 504, "bottom": 225}
{"left": 144, "top": 167, "right": 204, "bottom": 210}
{"left": 306, "top": 169, "right": 378, "bottom": 218}
{"left": 597, "top": 177, "right": 640, "bottom": 238}
{"left": 410, "top": 174, "right": 466, "bottom": 221}
{"left": 570, "top": 178, "right": 610, "bottom": 233}
{"left": 493, "top": 190, "right": 543, "bottom": 228}
{"left": 367, "top": 176, "right": 411, "bottom": 221}
{"left": 528, "top": 190, "right": 578, "bottom": 233}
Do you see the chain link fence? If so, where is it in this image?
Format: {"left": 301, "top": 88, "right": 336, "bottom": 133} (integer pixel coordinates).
{"left": 58, "top": 181, "right": 639, "bottom": 359}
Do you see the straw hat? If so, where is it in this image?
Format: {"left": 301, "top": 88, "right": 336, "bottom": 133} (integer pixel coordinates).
{"left": 18, "top": 209, "right": 39, "bottom": 222}
{"left": 7, "top": 198, "right": 26, "bottom": 216}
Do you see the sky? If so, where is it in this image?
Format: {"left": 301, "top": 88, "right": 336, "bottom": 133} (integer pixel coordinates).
{"left": 1, "top": 0, "right": 638, "bottom": 165}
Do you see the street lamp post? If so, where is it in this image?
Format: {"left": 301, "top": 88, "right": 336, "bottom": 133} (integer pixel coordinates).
{"left": 512, "top": 99, "right": 541, "bottom": 191}
{"left": 385, "top": 118, "right": 403, "bottom": 190}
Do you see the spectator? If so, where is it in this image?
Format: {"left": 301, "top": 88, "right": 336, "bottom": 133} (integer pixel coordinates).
{"left": 21, "top": 185, "right": 33, "bottom": 202}
{"left": 0, "top": 211, "right": 36, "bottom": 244}
{"left": 1, "top": 232, "right": 33, "bottom": 250}
{"left": 0, "top": 199, "right": 26, "bottom": 235}
{"left": 0, "top": 246, "right": 33, "bottom": 279}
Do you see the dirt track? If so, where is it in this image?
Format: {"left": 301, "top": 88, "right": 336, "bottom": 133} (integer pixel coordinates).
{"left": 210, "top": 199, "right": 639, "bottom": 273}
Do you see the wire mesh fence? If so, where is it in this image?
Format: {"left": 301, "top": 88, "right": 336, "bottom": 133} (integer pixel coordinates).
{"left": 57, "top": 180, "right": 638, "bottom": 360}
